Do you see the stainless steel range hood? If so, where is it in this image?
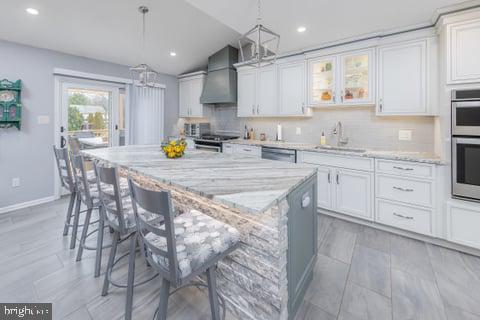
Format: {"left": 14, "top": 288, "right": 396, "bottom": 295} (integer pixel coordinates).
{"left": 200, "top": 46, "right": 238, "bottom": 104}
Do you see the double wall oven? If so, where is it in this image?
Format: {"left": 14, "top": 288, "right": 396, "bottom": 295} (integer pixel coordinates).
{"left": 452, "top": 89, "right": 480, "bottom": 201}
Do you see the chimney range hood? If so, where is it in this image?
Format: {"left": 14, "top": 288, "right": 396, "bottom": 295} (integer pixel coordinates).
{"left": 200, "top": 46, "right": 238, "bottom": 104}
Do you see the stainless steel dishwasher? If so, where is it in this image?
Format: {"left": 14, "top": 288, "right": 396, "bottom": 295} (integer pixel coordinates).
{"left": 261, "top": 146, "right": 297, "bottom": 163}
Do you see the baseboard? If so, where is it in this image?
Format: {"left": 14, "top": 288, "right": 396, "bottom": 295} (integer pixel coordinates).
{"left": 0, "top": 195, "right": 57, "bottom": 214}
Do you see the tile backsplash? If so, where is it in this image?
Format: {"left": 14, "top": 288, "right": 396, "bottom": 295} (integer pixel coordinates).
{"left": 177, "top": 105, "right": 436, "bottom": 153}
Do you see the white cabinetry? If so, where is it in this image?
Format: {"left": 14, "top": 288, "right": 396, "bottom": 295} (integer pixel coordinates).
{"left": 308, "top": 55, "right": 337, "bottom": 106}
{"left": 447, "top": 200, "right": 480, "bottom": 249}
{"left": 377, "top": 40, "right": 427, "bottom": 115}
{"left": 447, "top": 17, "right": 480, "bottom": 84}
{"left": 278, "top": 61, "right": 308, "bottom": 115}
{"left": 223, "top": 143, "right": 261, "bottom": 157}
{"left": 299, "top": 152, "right": 374, "bottom": 221}
{"left": 237, "top": 69, "right": 257, "bottom": 117}
{"left": 237, "top": 67, "right": 277, "bottom": 117}
{"left": 178, "top": 72, "right": 208, "bottom": 118}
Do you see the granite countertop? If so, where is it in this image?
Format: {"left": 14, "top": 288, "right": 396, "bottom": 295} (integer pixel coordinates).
{"left": 226, "top": 139, "right": 446, "bottom": 165}
{"left": 82, "top": 145, "right": 317, "bottom": 214}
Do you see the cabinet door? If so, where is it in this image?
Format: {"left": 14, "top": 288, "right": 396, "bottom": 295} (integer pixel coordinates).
{"left": 257, "top": 66, "right": 277, "bottom": 115}
{"left": 178, "top": 80, "right": 191, "bottom": 117}
{"left": 278, "top": 61, "right": 307, "bottom": 115}
{"left": 189, "top": 78, "right": 205, "bottom": 117}
{"left": 308, "top": 56, "right": 336, "bottom": 106}
{"left": 448, "top": 18, "right": 480, "bottom": 84}
{"left": 237, "top": 70, "right": 257, "bottom": 117}
{"left": 316, "top": 166, "right": 334, "bottom": 210}
{"left": 339, "top": 49, "right": 375, "bottom": 105}
{"left": 378, "top": 40, "right": 427, "bottom": 115}
{"left": 334, "top": 168, "right": 373, "bottom": 220}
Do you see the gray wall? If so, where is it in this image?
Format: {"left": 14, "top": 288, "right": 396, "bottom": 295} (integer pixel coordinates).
{"left": 0, "top": 40, "right": 178, "bottom": 209}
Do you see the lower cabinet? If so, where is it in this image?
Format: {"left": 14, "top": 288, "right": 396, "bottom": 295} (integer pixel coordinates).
{"left": 447, "top": 200, "right": 480, "bottom": 249}
{"left": 225, "top": 144, "right": 261, "bottom": 157}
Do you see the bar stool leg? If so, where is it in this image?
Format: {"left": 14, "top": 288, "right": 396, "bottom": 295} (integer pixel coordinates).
{"left": 76, "top": 208, "right": 92, "bottom": 262}
{"left": 63, "top": 192, "right": 76, "bottom": 236}
{"left": 207, "top": 266, "right": 220, "bottom": 320}
{"left": 125, "top": 234, "right": 137, "bottom": 320}
{"left": 94, "top": 206, "right": 105, "bottom": 278}
{"left": 69, "top": 194, "right": 82, "bottom": 249}
{"left": 102, "top": 231, "right": 119, "bottom": 296}
{"left": 156, "top": 278, "right": 170, "bottom": 320}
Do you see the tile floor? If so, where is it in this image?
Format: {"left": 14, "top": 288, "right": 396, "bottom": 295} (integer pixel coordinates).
{"left": 1, "top": 197, "right": 480, "bottom": 320}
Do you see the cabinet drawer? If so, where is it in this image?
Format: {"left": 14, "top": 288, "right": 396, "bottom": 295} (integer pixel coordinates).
{"left": 376, "top": 174, "right": 433, "bottom": 207}
{"left": 375, "top": 159, "right": 434, "bottom": 179}
{"left": 300, "top": 151, "right": 374, "bottom": 172}
{"left": 376, "top": 199, "right": 432, "bottom": 235}
{"left": 234, "top": 144, "right": 261, "bottom": 157}
{"left": 222, "top": 143, "right": 234, "bottom": 154}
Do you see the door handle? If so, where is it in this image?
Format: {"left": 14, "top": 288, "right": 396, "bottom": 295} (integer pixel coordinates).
{"left": 115, "top": 124, "right": 118, "bottom": 130}
{"left": 257, "top": 105, "right": 260, "bottom": 114}
{"left": 252, "top": 105, "right": 255, "bottom": 114}
{"left": 60, "top": 136, "right": 66, "bottom": 148}
{"left": 327, "top": 171, "right": 331, "bottom": 183}
{"left": 336, "top": 173, "right": 339, "bottom": 184}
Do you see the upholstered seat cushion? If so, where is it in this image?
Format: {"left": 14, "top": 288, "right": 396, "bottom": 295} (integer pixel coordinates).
{"left": 89, "top": 177, "right": 130, "bottom": 199}
{"left": 144, "top": 209, "right": 240, "bottom": 278}
{"left": 104, "top": 197, "right": 162, "bottom": 231}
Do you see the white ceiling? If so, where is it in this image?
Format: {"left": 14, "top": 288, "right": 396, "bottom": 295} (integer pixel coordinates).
{"left": 0, "top": 0, "right": 239, "bottom": 75}
{"left": 0, "top": 0, "right": 472, "bottom": 76}
{"left": 186, "top": 0, "right": 469, "bottom": 55}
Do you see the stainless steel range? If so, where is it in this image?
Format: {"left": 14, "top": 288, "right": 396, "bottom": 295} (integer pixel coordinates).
{"left": 194, "top": 134, "right": 239, "bottom": 152}
{"left": 452, "top": 89, "right": 480, "bottom": 201}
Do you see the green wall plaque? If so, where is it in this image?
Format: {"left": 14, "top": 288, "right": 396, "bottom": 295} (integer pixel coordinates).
{"left": 0, "top": 79, "right": 22, "bottom": 130}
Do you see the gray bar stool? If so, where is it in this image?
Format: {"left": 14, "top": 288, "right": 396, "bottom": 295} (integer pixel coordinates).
{"left": 70, "top": 152, "right": 111, "bottom": 278}
{"left": 128, "top": 179, "right": 241, "bottom": 320}
{"left": 94, "top": 162, "right": 158, "bottom": 320}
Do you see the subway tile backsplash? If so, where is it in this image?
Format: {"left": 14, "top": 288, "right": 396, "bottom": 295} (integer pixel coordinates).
{"left": 207, "top": 105, "right": 436, "bottom": 153}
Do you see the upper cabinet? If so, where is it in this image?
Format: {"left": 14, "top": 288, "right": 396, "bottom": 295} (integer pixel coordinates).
{"left": 377, "top": 40, "right": 427, "bottom": 115}
{"left": 447, "top": 17, "right": 480, "bottom": 84}
{"left": 237, "top": 69, "right": 257, "bottom": 117}
{"left": 278, "top": 61, "right": 308, "bottom": 116}
{"left": 178, "top": 72, "right": 208, "bottom": 118}
{"left": 307, "top": 48, "right": 375, "bottom": 107}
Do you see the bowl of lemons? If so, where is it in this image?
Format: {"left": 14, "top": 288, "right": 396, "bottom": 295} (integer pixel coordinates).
{"left": 162, "top": 139, "right": 187, "bottom": 159}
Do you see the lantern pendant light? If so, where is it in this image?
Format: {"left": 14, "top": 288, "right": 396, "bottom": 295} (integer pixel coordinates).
{"left": 238, "top": 0, "right": 280, "bottom": 67}
{"left": 130, "top": 6, "right": 159, "bottom": 87}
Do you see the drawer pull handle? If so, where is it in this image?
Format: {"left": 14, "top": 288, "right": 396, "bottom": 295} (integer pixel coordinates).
{"left": 393, "top": 186, "right": 414, "bottom": 192}
{"left": 393, "top": 212, "right": 414, "bottom": 220}
{"left": 243, "top": 149, "right": 251, "bottom": 152}
{"left": 393, "top": 166, "right": 414, "bottom": 171}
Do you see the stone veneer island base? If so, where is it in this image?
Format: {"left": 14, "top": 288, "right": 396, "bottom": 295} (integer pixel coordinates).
{"left": 83, "top": 146, "right": 318, "bottom": 320}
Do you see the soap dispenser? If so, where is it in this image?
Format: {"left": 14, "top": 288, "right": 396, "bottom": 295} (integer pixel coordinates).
{"left": 320, "top": 131, "right": 326, "bottom": 145}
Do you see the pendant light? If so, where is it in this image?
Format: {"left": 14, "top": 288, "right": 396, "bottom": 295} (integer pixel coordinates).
{"left": 238, "top": 0, "right": 280, "bottom": 67}
{"left": 130, "top": 6, "right": 159, "bottom": 87}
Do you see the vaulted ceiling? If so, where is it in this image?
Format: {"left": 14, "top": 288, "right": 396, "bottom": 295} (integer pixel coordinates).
{"left": 0, "top": 0, "right": 470, "bottom": 75}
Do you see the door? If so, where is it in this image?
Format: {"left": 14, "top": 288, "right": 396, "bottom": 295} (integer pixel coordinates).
{"left": 179, "top": 79, "right": 191, "bottom": 117}
{"left": 448, "top": 18, "right": 480, "bottom": 84}
{"left": 278, "top": 61, "right": 307, "bottom": 115}
{"left": 316, "top": 166, "right": 334, "bottom": 210}
{"left": 237, "top": 69, "right": 257, "bottom": 117}
{"left": 257, "top": 66, "right": 277, "bottom": 115}
{"left": 339, "top": 49, "right": 375, "bottom": 105}
{"left": 189, "top": 78, "right": 205, "bottom": 117}
{"left": 335, "top": 168, "right": 373, "bottom": 220}
{"left": 378, "top": 40, "right": 427, "bottom": 114}
{"left": 308, "top": 56, "right": 336, "bottom": 106}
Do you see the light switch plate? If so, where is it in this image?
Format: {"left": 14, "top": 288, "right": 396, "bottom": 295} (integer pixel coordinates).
{"left": 12, "top": 178, "right": 20, "bottom": 188}
{"left": 296, "top": 127, "right": 301, "bottom": 135}
{"left": 38, "top": 116, "right": 50, "bottom": 124}
{"left": 398, "top": 130, "right": 412, "bottom": 141}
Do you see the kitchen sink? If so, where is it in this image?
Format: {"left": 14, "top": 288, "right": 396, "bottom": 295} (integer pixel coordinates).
{"left": 314, "top": 145, "right": 367, "bottom": 153}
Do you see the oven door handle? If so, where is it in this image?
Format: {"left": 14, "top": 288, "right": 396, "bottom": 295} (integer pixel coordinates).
{"left": 454, "top": 138, "right": 480, "bottom": 145}
{"left": 195, "top": 145, "right": 221, "bottom": 151}
{"left": 453, "top": 101, "right": 480, "bottom": 108}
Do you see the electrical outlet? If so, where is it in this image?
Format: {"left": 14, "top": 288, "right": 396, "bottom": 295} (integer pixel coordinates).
{"left": 296, "top": 127, "right": 302, "bottom": 135}
{"left": 12, "top": 178, "right": 20, "bottom": 188}
{"left": 398, "top": 130, "right": 412, "bottom": 141}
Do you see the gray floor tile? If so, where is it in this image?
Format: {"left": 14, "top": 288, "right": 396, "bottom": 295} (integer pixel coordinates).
{"left": 357, "top": 226, "right": 391, "bottom": 253}
{"left": 295, "top": 300, "right": 336, "bottom": 320}
{"left": 317, "top": 214, "right": 334, "bottom": 246}
{"left": 331, "top": 218, "right": 363, "bottom": 234}
{"left": 349, "top": 245, "right": 391, "bottom": 297}
{"left": 304, "top": 254, "right": 349, "bottom": 316}
{"left": 318, "top": 227, "right": 357, "bottom": 264}
{"left": 445, "top": 304, "right": 480, "bottom": 320}
{"left": 391, "top": 268, "right": 447, "bottom": 320}
{"left": 63, "top": 307, "right": 93, "bottom": 320}
{"left": 339, "top": 282, "right": 392, "bottom": 320}
{"left": 390, "top": 234, "right": 435, "bottom": 281}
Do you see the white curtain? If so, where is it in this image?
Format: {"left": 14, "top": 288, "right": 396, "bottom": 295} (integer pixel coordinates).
{"left": 129, "top": 85, "right": 164, "bottom": 145}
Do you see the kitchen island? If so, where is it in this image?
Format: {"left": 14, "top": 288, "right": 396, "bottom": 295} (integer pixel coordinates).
{"left": 82, "top": 145, "right": 318, "bottom": 320}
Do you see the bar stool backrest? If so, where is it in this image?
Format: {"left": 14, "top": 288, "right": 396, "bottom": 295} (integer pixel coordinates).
{"left": 128, "top": 179, "right": 179, "bottom": 284}
{"left": 70, "top": 152, "right": 94, "bottom": 206}
{"left": 53, "top": 146, "right": 75, "bottom": 193}
{"left": 93, "top": 162, "right": 129, "bottom": 235}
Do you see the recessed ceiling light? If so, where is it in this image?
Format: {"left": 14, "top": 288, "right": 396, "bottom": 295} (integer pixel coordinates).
{"left": 169, "top": 52, "right": 177, "bottom": 57}
{"left": 297, "top": 26, "right": 306, "bottom": 33}
{"left": 26, "top": 8, "right": 39, "bottom": 15}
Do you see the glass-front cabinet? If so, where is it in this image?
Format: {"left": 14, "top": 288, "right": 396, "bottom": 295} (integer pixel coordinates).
{"left": 339, "top": 49, "right": 374, "bottom": 105}
{"left": 308, "top": 48, "right": 375, "bottom": 106}
{"left": 308, "top": 56, "right": 336, "bottom": 106}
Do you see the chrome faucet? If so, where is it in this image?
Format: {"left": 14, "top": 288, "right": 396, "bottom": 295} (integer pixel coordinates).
{"left": 333, "top": 121, "right": 349, "bottom": 146}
